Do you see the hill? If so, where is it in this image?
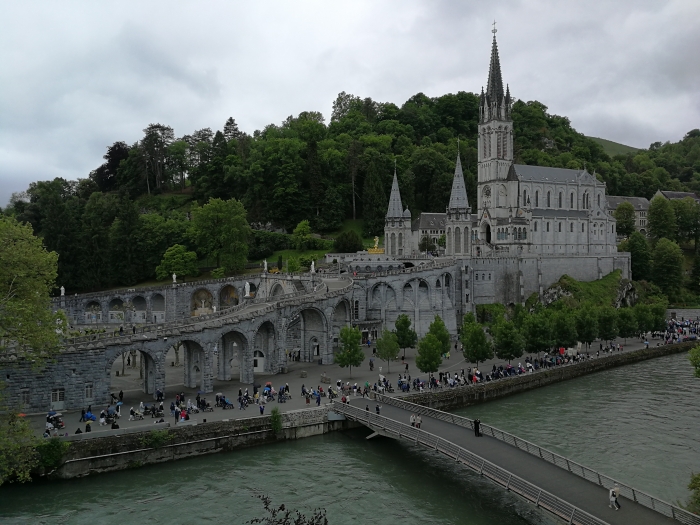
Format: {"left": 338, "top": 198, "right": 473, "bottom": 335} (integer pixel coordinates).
{"left": 587, "top": 136, "right": 639, "bottom": 157}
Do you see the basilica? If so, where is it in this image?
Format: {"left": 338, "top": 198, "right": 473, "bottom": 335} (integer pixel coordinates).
{"left": 383, "top": 32, "right": 628, "bottom": 307}
{"left": 385, "top": 33, "right": 619, "bottom": 260}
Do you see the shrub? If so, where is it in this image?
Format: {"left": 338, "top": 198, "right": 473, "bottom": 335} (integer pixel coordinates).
{"left": 35, "top": 438, "right": 70, "bottom": 471}
{"left": 334, "top": 230, "right": 363, "bottom": 253}
{"left": 140, "top": 429, "right": 171, "bottom": 449}
{"left": 270, "top": 407, "right": 283, "bottom": 435}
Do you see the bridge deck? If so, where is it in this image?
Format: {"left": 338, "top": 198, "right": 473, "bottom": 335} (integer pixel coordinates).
{"left": 347, "top": 399, "right": 677, "bottom": 525}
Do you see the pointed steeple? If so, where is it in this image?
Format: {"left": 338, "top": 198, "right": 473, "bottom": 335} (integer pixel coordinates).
{"left": 448, "top": 151, "right": 469, "bottom": 211}
{"left": 386, "top": 163, "right": 404, "bottom": 218}
{"left": 480, "top": 24, "right": 510, "bottom": 123}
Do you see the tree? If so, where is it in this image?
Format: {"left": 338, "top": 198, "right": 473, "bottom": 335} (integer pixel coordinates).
{"left": 633, "top": 303, "right": 654, "bottom": 335}
{"left": 189, "top": 198, "right": 251, "bottom": 272}
{"left": 652, "top": 238, "right": 684, "bottom": 296}
{"left": 287, "top": 257, "right": 301, "bottom": 272}
{"left": 461, "top": 321, "right": 493, "bottom": 367}
{"left": 492, "top": 320, "right": 524, "bottom": 363}
{"left": 416, "top": 334, "right": 442, "bottom": 373}
{"left": 672, "top": 197, "right": 700, "bottom": 248}
{"left": 155, "top": 244, "right": 199, "bottom": 280}
{"left": 684, "top": 472, "right": 700, "bottom": 515}
{"left": 336, "top": 326, "right": 364, "bottom": 377}
{"left": 689, "top": 345, "right": 700, "bottom": 378}
{"left": 597, "top": 307, "right": 619, "bottom": 342}
{"left": 361, "top": 159, "right": 387, "bottom": 237}
{"left": 575, "top": 307, "right": 598, "bottom": 350}
{"left": 249, "top": 494, "right": 328, "bottom": 525}
{"left": 334, "top": 230, "right": 363, "bottom": 253}
{"left": 553, "top": 311, "right": 578, "bottom": 349}
{"left": 648, "top": 196, "right": 677, "bottom": 241}
{"left": 616, "top": 308, "right": 638, "bottom": 343}
{"left": 627, "top": 231, "right": 652, "bottom": 281}
{"left": 0, "top": 412, "right": 37, "bottom": 485}
{"left": 522, "top": 313, "right": 554, "bottom": 355}
{"left": 419, "top": 235, "right": 436, "bottom": 253}
{"left": 375, "top": 331, "right": 399, "bottom": 372}
{"left": 437, "top": 233, "right": 446, "bottom": 248}
{"left": 614, "top": 201, "right": 636, "bottom": 238}
{"left": 0, "top": 216, "right": 66, "bottom": 356}
{"left": 292, "top": 220, "right": 312, "bottom": 250}
{"left": 395, "top": 314, "right": 417, "bottom": 359}
{"left": 428, "top": 315, "right": 450, "bottom": 356}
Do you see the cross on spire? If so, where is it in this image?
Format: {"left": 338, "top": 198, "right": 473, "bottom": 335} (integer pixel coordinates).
{"left": 492, "top": 20, "right": 497, "bottom": 35}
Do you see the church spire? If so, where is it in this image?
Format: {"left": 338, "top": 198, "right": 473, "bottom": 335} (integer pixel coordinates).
{"left": 385, "top": 162, "right": 404, "bottom": 218}
{"left": 447, "top": 151, "right": 469, "bottom": 211}
{"left": 480, "top": 22, "right": 509, "bottom": 123}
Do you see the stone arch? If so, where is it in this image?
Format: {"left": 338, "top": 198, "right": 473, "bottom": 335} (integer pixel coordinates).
{"left": 402, "top": 282, "right": 414, "bottom": 308}
{"left": 191, "top": 289, "right": 214, "bottom": 316}
{"left": 333, "top": 299, "right": 351, "bottom": 326}
{"left": 219, "top": 330, "right": 248, "bottom": 382}
{"left": 132, "top": 296, "right": 147, "bottom": 323}
{"left": 371, "top": 282, "right": 396, "bottom": 310}
{"left": 182, "top": 339, "right": 207, "bottom": 391}
{"left": 443, "top": 273, "right": 453, "bottom": 302}
{"left": 106, "top": 345, "right": 164, "bottom": 398}
{"left": 108, "top": 298, "right": 124, "bottom": 324}
{"left": 219, "top": 285, "right": 239, "bottom": 308}
{"left": 287, "top": 307, "right": 328, "bottom": 364}
{"left": 270, "top": 282, "right": 284, "bottom": 298}
{"left": 253, "top": 321, "right": 276, "bottom": 374}
{"left": 418, "top": 279, "right": 430, "bottom": 309}
{"left": 85, "top": 300, "right": 102, "bottom": 323}
{"left": 151, "top": 293, "right": 165, "bottom": 323}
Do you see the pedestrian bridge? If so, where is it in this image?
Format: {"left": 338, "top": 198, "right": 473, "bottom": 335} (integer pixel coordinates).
{"left": 331, "top": 396, "right": 696, "bottom": 525}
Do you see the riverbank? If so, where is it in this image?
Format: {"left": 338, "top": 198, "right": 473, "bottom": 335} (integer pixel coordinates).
{"left": 40, "top": 340, "right": 694, "bottom": 481}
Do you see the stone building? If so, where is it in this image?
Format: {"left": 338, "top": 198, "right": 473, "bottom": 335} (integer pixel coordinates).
{"left": 606, "top": 196, "right": 650, "bottom": 235}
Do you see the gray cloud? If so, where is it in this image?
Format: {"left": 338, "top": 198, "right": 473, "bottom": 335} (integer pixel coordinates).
{"left": 1, "top": 0, "right": 698, "bottom": 206}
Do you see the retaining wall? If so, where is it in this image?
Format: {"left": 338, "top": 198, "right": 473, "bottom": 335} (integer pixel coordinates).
{"left": 51, "top": 406, "right": 359, "bottom": 480}
{"left": 399, "top": 341, "right": 696, "bottom": 411}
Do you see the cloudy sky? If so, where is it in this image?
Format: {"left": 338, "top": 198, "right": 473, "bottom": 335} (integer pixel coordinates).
{"left": 1, "top": 0, "right": 699, "bottom": 206}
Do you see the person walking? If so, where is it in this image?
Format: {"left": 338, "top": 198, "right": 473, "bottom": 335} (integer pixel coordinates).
{"left": 118, "top": 390, "right": 124, "bottom": 402}
{"left": 474, "top": 419, "right": 481, "bottom": 437}
{"left": 316, "top": 393, "right": 321, "bottom": 406}
{"left": 410, "top": 414, "right": 416, "bottom": 427}
{"left": 79, "top": 408, "right": 86, "bottom": 422}
{"left": 375, "top": 404, "right": 381, "bottom": 415}
{"left": 415, "top": 415, "right": 421, "bottom": 429}
{"left": 609, "top": 485, "right": 621, "bottom": 510}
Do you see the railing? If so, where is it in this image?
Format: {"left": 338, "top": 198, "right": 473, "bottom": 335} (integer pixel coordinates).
{"left": 332, "top": 401, "right": 609, "bottom": 525}
{"left": 374, "top": 395, "right": 700, "bottom": 525}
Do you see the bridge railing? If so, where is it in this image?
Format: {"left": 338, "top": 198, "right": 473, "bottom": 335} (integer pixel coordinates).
{"left": 374, "top": 394, "right": 700, "bottom": 525}
{"left": 332, "top": 401, "right": 609, "bottom": 525}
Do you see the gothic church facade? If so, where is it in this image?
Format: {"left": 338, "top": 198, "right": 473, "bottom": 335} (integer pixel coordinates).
{"left": 384, "top": 32, "right": 629, "bottom": 308}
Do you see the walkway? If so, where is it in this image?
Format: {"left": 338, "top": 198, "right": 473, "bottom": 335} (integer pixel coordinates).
{"left": 336, "top": 397, "right": 691, "bottom": 525}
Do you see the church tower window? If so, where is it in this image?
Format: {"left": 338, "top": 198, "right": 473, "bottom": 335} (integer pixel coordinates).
{"left": 535, "top": 191, "right": 539, "bottom": 207}
{"left": 598, "top": 194, "right": 601, "bottom": 208}
{"left": 547, "top": 191, "right": 551, "bottom": 208}
{"left": 546, "top": 222, "right": 550, "bottom": 232}
{"left": 558, "top": 192, "right": 562, "bottom": 208}
{"left": 570, "top": 223, "right": 574, "bottom": 232}
{"left": 570, "top": 193, "right": 574, "bottom": 209}
{"left": 582, "top": 223, "right": 585, "bottom": 232}
{"left": 558, "top": 222, "right": 562, "bottom": 232}
{"left": 534, "top": 222, "right": 538, "bottom": 232}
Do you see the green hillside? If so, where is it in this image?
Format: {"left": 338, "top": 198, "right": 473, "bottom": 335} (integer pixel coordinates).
{"left": 587, "top": 136, "right": 640, "bottom": 157}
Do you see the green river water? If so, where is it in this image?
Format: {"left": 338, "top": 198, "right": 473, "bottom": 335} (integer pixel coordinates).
{"left": 0, "top": 352, "right": 697, "bottom": 525}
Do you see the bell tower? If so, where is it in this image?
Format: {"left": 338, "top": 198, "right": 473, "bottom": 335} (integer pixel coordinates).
{"left": 477, "top": 23, "right": 514, "bottom": 217}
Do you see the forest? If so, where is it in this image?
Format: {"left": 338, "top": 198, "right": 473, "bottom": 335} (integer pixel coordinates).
{"left": 3, "top": 87, "right": 700, "bottom": 293}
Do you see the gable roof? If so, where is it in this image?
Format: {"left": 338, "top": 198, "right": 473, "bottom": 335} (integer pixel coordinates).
{"left": 606, "top": 196, "right": 650, "bottom": 211}
{"left": 416, "top": 213, "right": 446, "bottom": 231}
{"left": 656, "top": 190, "right": 700, "bottom": 202}
{"left": 512, "top": 164, "right": 599, "bottom": 185}
{"left": 386, "top": 170, "right": 404, "bottom": 218}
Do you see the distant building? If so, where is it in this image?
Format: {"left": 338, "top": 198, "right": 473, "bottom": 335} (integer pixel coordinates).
{"left": 606, "top": 196, "right": 650, "bottom": 235}
{"left": 652, "top": 190, "right": 700, "bottom": 204}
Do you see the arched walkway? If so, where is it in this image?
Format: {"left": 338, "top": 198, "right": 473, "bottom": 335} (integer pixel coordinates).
{"left": 219, "top": 285, "right": 239, "bottom": 309}
{"left": 191, "top": 289, "right": 213, "bottom": 317}
{"left": 219, "top": 330, "right": 247, "bottom": 382}
{"left": 287, "top": 308, "right": 328, "bottom": 364}
{"left": 270, "top": 283, "right": 284, "bottom": 298}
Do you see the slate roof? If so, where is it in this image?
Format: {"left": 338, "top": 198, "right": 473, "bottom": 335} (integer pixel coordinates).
{"left": 447, "top": 154, "right": 470, "bottom": 210}
{"left": 413, "top": 213, "right": 446, "bottom": 232}
{"left": 606, "top": 196, "right": 650, "bottom": 211}
{"left": 386, "top": 170, "right": 404, "bottom": 218}
{"left": 512, "top": 164, "right": 598, "bottom": 184}
{"left": 656, "top": 190, "right": 700, "bottom": 202}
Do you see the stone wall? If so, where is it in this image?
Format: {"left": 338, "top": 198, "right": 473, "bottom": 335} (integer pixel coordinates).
{"left": 52, "top": 406, "right": 360, "bottom": 479}
{"left": 398, "top": 341, "right": 695, "bottom": 412}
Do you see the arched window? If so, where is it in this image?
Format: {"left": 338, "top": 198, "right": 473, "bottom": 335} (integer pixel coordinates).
{"left": 523, "top": 229, "right": 527, "bottom": 239}
{"left": 547, "top": 191, "right": 551, "bottom": 207}
{"left": 558, "top": 222, "right": 562, "bottom": 232}
{"left": 570, "top": 223, "right": 574, "bottom": 232}
{"left": 535, "top": 191, "right": 539, "bottom": 207}
{"left": 570, "top": 193, "right": 574, "bottom": 209}
{"left": 612, "top": 224, "right": 615, "bottom": 233}
{"left": 582, "top": 223, "right": 585, "bottom": 232}
{"left": 558, "top": 192, "right": 562, "bottom": 208}
{"left": 475, "top": 273, "right": 479, "bottom": 281}
{"left": 546, "top": 222, "right": 550, "bottom": 232}
{"left": 598, "top": 194, "right": 601, "bottom": 208}
{"left": 522, "top": 190, "right": 527, "bottom": 206}
{"left": 534, "top": 222, "right": 538, "bottom": 232}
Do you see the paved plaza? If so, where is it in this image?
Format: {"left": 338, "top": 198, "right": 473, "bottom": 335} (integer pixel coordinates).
{"left": 30, "top": 336, "right": 655, "bottom": 437}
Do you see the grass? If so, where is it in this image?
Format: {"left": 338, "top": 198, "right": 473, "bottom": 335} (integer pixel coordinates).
{"left": 588, "top": 137, "right": 640, "bottom": 157}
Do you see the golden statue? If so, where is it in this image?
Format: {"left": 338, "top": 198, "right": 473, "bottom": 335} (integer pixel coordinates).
{"left": 368, "top": 235, "right": 384, "bottom": 254}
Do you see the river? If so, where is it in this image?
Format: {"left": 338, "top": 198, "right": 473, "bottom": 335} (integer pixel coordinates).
{"left": 0, "top": 352, "right": 696, "bottom": 524}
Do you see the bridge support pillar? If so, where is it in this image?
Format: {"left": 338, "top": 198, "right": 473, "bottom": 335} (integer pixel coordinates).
{"left": 202, "top": 343, "right": 214, "bottom": 394}
{"left": 153, "top": 351, "right": 166, "bottom": 400}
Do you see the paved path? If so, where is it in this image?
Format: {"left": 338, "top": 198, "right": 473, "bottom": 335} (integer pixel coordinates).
{"left": 344, "top": 399, "right": 678, "bottom": 525}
